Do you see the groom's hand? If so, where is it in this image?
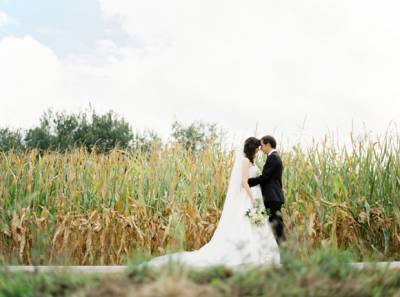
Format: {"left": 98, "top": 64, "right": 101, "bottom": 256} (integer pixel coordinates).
{"left": 248, "top": 177, "right": 259, "bottom": 187}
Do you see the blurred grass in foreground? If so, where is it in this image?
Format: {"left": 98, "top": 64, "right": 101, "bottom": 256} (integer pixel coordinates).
{"left": 1, "top": 245, "right": 400, "bottom": 297}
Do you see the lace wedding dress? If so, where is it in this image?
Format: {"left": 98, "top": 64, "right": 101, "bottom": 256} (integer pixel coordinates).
{"left": 146, "top": 149, "right": 280, "bottom": 268}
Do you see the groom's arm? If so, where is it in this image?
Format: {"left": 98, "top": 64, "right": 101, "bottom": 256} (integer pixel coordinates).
{"left": 248, "top": 155, "right": 278, "bottom": 187}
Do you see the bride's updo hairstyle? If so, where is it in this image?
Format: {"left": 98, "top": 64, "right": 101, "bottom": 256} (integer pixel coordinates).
{"left": 243, "top": 137, "right": 261, "bottom": 164}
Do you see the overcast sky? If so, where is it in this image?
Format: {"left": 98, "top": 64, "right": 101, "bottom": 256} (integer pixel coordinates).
{"left": 1, "top": 0, "right": 400, "bottom": 145}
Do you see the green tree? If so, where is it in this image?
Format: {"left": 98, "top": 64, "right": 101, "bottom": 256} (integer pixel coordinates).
{"left": 171, "top": 120, "right": 222, "bottom": 151}
{"left": 0, "top": 128, "right": 25, "bottom": 152}
{"left": 23, "top": 108, "right": 134, "bottom": 153}
{"left": 24, "top": 110, "right": 55, "bottom": 151}
{"left": 82, "top": 110, "right": 134, "bottom": 153}
{"left": 132, "top": 130, "right": 162, "bottom": 153}
{"left": 52, "top": 111, "right": 81, "bottom": 151}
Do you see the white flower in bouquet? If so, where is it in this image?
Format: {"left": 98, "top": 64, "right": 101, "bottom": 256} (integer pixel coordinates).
{"left": 245, "top": 199, "right": 268, "bottom": 226}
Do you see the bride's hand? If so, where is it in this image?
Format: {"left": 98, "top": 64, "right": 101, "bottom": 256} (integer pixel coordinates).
{"left": 250, "top": 197, "right": 257, "bottom": 208}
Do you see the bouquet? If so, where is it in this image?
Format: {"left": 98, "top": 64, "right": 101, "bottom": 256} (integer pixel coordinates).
{"left": 245, "top": 199, "right": 268, "bottom": 226}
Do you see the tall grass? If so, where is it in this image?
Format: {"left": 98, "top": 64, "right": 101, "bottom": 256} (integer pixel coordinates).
{"left": 282, "top": 133, "right": 400, "bottom": 258}
{"left": 0, "top": 133, "right": 399, "bottom": 264}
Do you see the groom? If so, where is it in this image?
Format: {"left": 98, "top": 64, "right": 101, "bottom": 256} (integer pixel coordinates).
{"left": 248, "top": 135, "right": 285, "bottom": 245}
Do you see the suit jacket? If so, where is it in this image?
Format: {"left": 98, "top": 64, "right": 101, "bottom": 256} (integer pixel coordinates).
{"left": 248, "top": 151, "right": 284, "bottom": 204}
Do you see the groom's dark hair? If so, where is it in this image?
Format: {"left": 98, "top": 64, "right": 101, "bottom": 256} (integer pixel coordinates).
{"left": 261, "top": 135, "right": 277, "bottom": 149}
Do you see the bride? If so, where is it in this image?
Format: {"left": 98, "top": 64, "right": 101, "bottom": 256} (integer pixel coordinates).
{"left": 146, "top": 137, "right": 280, "bottom": 268}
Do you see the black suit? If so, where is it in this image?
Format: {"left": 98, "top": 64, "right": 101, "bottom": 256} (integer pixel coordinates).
{"left": 248, "top": 151, "right": 285, "bottom": 244}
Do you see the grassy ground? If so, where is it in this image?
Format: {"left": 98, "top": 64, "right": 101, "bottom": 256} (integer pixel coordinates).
{"left": 1, "top": 247, "right": 400, "bottom": 297}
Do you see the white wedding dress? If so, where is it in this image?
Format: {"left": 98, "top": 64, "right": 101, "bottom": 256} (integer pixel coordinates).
{"left": 146, "top": 149, "right": 280, "bottom": 268}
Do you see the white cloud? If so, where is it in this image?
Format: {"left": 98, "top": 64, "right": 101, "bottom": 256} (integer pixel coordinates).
{"left": 0, "top": 36, "right": 183, "bottom": 137}
{"left": 0, "top": 36, "right": 62, "bottom": 128}
{"left": 96, "top": 0, "right": 400, "bottom": 141}
{"left": 0, "top": 10, "right": 15, "bottom": 27}
{"left": 2, "top": 1, "right": 400, "bottom": 145}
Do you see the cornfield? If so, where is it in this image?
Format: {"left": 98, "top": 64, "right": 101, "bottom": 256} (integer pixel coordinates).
{"left": 0, "top": 134, "right": 399, "bottom": 265}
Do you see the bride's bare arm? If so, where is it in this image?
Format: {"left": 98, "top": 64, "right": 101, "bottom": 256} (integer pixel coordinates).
{"left": 241, "top": 158, "right": 256, "bottom": 206}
